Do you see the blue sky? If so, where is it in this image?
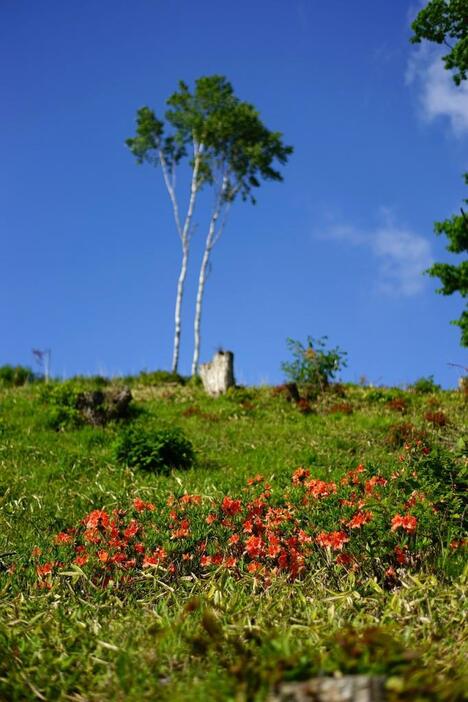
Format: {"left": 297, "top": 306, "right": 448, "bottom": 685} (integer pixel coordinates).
{"left": 1, "top": 0, "right": 467, "bottom": 387}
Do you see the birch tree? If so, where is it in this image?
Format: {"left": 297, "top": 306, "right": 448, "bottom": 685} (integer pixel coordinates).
{"left": 126, "top": 99, "right": 203, "bottom": 374}
{"left": 126, "top": 76, "right": 292, "bottom": 375}
{"left": 181, "top": 77, "right": 293, "bottom": 374}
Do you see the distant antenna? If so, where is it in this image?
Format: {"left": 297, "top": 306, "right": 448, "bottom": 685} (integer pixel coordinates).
{"left": 32, "top": 348, "right": 51, "bottom": 382}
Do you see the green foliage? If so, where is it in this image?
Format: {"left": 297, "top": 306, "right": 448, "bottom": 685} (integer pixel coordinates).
{"left": 426, "top": 174, "right": 468, "bottom": 345}
{"left": 0, "top": 379, "right": 466, "bottom": 700}
{"left": 410, "top": 0, "right": 468, "bottom": 86}
{"left": 129, "top": 369, "right": 186, "bottom": 386}
{"left": 281, "top": 336, "right": 347, "bottom": 396}
{"left": 409, "top": 375, "right": 442, "bottom": 394}
{"left": 126, "top": 75, "right": 293, "bottom": 205}
{"left": 0, "top": 364, "right": 37, "bottom": 387}
{"left": 39, "top": 381, "right": 83, "bottom": 429}
{"left": 113, "top": 424, "right": 194, "bottom": 473}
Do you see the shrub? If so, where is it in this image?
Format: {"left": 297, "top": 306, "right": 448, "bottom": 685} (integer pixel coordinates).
{"left": 327, "top": 402, "right": 353, "bottom": 415}
{"left": 385, "top": 422, "right": 428, "bottom": 449}
{"left": 425, "top": 410, "right": 448, "bottom": 427}
{"left": 113, "top": 425, "right": 194, "bottom": 473}
{"left": 0, "top": 364, "right": 37, "bottom": 387}
{"left": 386, "top": 398, "right": 408, "bottom": 414}
{"left": 130, "top": 370, "right": 186, "bottom": 386}
{"left": 281, "top": 336, "right": 347, "bottom": 398}
{"left": 409, "top": 375, "right": 441, "bottom": 394}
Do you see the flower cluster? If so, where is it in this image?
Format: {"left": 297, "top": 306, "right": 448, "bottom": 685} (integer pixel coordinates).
{"left": 32, "top": 458, "right": 459, "bottom": 589}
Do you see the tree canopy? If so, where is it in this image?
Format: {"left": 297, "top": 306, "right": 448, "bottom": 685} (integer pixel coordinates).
{"left": 410, "top": 0, "right": 468, "bottom": 85}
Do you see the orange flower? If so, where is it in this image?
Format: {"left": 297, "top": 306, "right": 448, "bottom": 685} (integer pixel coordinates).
{"left": 228, "top": 534, "right": 240, "bottom": 545}
{"left": 84, "top": 510, "right": 110, "bottom": 529}
{"left": 222, "top": 496, "right": 242, "bottom": 516}
{"left": 36, "top": 562, "right": 53, "bottom": 577}
{"left": 305, "top": 479, "right": 337, "bottom": 499}
{"left": 245, "top": 535, "right": 263, "bottom": 558}
{"left": 54, "top": 532, "right": 72, "bottom": 544}
{"left": 73, "top": 555, "right": 88, "bottom": 566}
{"left": 292, "top": 467, "right": 310, "bottom": 485}
{"left": 133, "top": 498, "right": 155, "bottom": 512}
{"left": 391, "top": 514, "right": 417, "bottom": 533}
{"left": 98, "top": 550, "right": 109, "bottom": 563}
{"left": 124, "top": 520, "right": 139, "bottom": 540}
{"left": 83, "top": 528, "right": 100, "bottom": 544}
{"left": 347, "top": 510, "right": 373, "bottom": 529}
{"left": 316, "top": 531, "right": 349, "bottom": 550}
{"left": 365, "top": 476, "right": 388, "bottom": 495}
{"left": 205, "top": 513, "right": 217, "bottom": 524}
{"left": 247, "top": 474, "right": 264, "bottom": 486}
{"left": 247, "top": 561, "right": 262, "bottom": 573}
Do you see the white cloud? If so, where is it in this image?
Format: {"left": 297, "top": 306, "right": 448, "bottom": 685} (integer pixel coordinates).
{"left": 406, "top": 45, "right": 468, "bottom": 136}
{"left": 323, "top": 215, "right": 433, "bottom": 297}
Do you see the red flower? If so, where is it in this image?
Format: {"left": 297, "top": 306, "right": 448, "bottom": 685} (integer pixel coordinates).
{"left": 133, "top": 498, "right": 155, "bottom": 512}
{"left": 365, "top": 476, "right": 388, "bottom": 495}
{"left": 316, "top": 531, "right": 349, "bottom": 550}
{"left": 222, "top": 496, "right": 242, "bottom": 516}
{"left": 267, "top": 535, "right": 281, "bottom": 558}
{"left": 83, "top": 528, "right": 100, "bottom": 544}
{"left": 74, "top": 555, "right": 88, "bottom": 566}
{"left": 245, "top": 535, "right": 263, "bottom": 558}
{"left": 228, "top": 534, "right": 240, "bottom": 545}
{"left": 292, "top": 467, "right": 310, "bottom": 485}
{"left": 124, "top": 520, "right": 139, "bottom": 540}
{"left": 180, "top": 494, "right": 202, "bottom": 506}
{"left": 247, "top": 561, "right": 262, "bottom": 573}
{"left": 247, "top": 474, "right": 264, "bottom": 486}
{"left": 305, "top": 479, "right": 337, "bottom": 499}
{"left": 54, "top": 532, "right": 72, "bottom": 544}
{"left": 84, "top": 510, "right": 110, "bottom": 529}
{"left": 347, "top": 510, "right": 373, "bottom": 529}
{"left": 143, "top": 547, "right": 166, "bottom": 566}
{"left": 335, "top": 552, "right": 354, "bottom": 566}
{"left": 394, "top": 545, "right": 408, "bottom": 564}
{"left": 36, "top": 562, "right": 54, "bottom": 577}
{"left": 391, "top": 514, "right": 417, "bottom": 533}
{"left": 205, "top": 513, "right": 217, "bottom": 524}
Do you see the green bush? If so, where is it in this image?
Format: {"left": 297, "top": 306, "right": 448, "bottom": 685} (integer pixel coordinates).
{"left": 113, "top": 424, "right": 194, "bottom": 473}
{"left": 126, "top": 370, "right": 186, "bottom": 386}
{"left": 0, "top": 364, "right": 37, "bottom": 387}
{"left": 39, "top": 381, "right": 83, "bottom": 429}
{"left": 281, "top": 336, "right": 347, "bottom": 397}
{"left": 409, "top": 375, "right": 441, "bottom": 394}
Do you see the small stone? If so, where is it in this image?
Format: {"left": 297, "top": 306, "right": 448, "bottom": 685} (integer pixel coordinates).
{"left": 268, "top": 675, "right": 386, "bottom": 702}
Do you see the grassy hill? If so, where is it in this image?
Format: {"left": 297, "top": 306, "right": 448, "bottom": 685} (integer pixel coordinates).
{"left": 0, "top": 376, "right": 466, "bottom": 700}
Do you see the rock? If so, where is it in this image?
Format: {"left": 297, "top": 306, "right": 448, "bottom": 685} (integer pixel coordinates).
{"left": 199, "top": 351, "right": 235, "bottom": 397}
{"left": 268, "top": 675, "right": 386, "bottom": 702}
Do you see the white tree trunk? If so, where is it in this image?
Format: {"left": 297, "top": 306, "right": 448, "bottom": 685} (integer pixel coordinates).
{"left": 171, "top": 243, "right": 189, "bottom": 373}
{"left": 161, "top": 141, "right": 202, "bottom": 374}
{"left": 191, "top": 214, "right": 217, "bottom": 376}
{"left": 191, "top": 175, "right": 232, "bottom": 376}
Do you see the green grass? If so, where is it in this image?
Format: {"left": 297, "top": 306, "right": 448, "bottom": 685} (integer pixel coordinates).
{"left": 0, "top": 379, "right": 467, "bottom": 700}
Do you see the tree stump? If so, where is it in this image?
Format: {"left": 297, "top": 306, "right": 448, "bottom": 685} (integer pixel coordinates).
{"left": 75, "top": 387, "right": 133, "bottom": 425}
{"left": 268, "top": 676, "right": 386, "bottom": 702}
{"left": 199, "top": 351, "right": 235, "bottom": 397}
